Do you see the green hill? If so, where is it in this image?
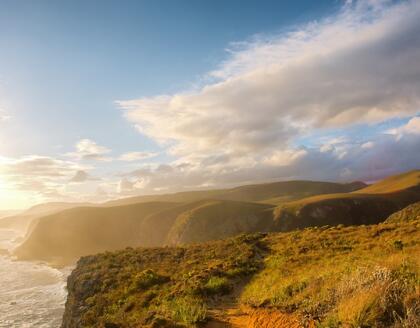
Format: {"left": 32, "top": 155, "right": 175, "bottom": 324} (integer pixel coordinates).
{"left": 14, "top": 202, "right": 177, "bottom": 265}
{"left": 166, "top": 200, "right": 274, "bottom": 245}
{"left": 14, "top": 179, "right": 367, "bottom": 264}
{"left": 104, "top": 180, "right": 366, "bottom": 207}
{"left": 61, "top": 206, "right": 420, "bottom": 328}
{"left": 0, "top": 202, "right": 91, "bottom": 232}
{"left": 13, "top": 171, "right": 420, "bottom": 265}
{"left": 273, "top": 170, "right": 420, "bottom": 231}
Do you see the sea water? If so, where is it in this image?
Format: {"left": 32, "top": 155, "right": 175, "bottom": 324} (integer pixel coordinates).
{"left": 0, "top": 229, "right": 70, "bottom": 328}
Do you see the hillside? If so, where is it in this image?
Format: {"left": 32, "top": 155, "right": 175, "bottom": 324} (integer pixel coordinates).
{"left": 14, "top": 171, "right": 420, "bottom": 265}
{"left": 0, "top": 202, "right": 90, "bottom": 232}
{"left": 13, "top": 179, "right": 367, "bottom": 264}
{"left": 14, "top": 202, "right": 177, "bottom": 265}
{"left": 166, "top": 200, "right": 274, "bottom": 245}
{"left": 273, "top": 170, "right": 420, "bottom": 231}
{"left": 105, "top": 180, "right": 366, "bottom": 207}
{"left": 386, "top": 201, "right": 420, "bottom": 223}
{"left": 62, "top": 204, "right": 420, "bottom": 328}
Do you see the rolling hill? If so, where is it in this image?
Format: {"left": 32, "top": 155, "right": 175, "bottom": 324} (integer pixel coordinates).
{"left": 61, "top": 202, "right": 420, "bottom": 328}
{"left": 0, "top": 202, "right": 90, "bottom": 232}
{"left": 14, "top": 170, "right": 420, "bottom": 265}
{"left": 104, "top": 180, "right": 367, "bottom": 206}
{"left": 273, "top": 170, "right": 420, "bottom": 231}
{"left": 14, "top": 202, "right": 177, "bottom": 265}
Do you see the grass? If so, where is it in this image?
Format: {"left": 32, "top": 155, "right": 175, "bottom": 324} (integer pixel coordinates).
{"left": 63, "top": 234, "right": 266, "bottom": 327}
{"left": 63, "top": 200, "right": 420, "bottom": 328}
{"left": 240, "top": 219, "right": 420, "bottom": 327}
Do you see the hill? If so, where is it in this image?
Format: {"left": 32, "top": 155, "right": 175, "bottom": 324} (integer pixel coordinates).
{"left": 14, "top": 202, "right": 177, "bottom": 265}
{"left": 104, "top": 180, "right": 366, "bottom": 207}
{"left": 0, "top": 202, "right": 90, "bottom": 232}
{"left": 166, "top": 200, "right": 274, "bottom": 245}
{"left": 273, "top": 170, "right": 420, "bottom": 231}
{"left": 386, "top": 201, "right": 420, "bottom": 223}
{"left": 14, "top": 179, "right": 367, "bottom": 264}
{"left": 14, "top": 171, "right": 420, "bottom": 265}
{"left": 61, "top": 204, "right": 420, "bottom": 328}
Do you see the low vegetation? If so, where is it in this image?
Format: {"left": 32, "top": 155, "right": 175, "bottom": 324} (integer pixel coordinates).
{"left": 62, "top": 234, "right": 266, "bottom": 327}
{"left": 63, "top": 202, "right": 420, "bottom": 327}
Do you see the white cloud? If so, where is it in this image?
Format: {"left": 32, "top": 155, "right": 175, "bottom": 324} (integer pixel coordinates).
{"left": 361, "top": 141, "right": 375, "bottom": 149}
{"left": 0, "top": 155, "right": 85, "bottom": 203}
{"left": 0, "top": 110, "right": 11, "bottom": 123}
{"left": 69, "top": 170, "right": 99, "bottom": 183}
{"left": 119, "top": 0, "right": 420, "bottom": 170}
{"left": 118, "top": 151, "right": 158, "bottom": 162}
{"left": 387, "top": 117, "right": 420, "bottom": 137}
{"left": 66, "top": 139, "right": 112, "bottom": 161}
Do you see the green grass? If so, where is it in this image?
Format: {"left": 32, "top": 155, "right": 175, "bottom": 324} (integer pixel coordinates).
{"left": 240, "top": 219, "right": 420, "bottom": 327}
{"left": 62, "top": 198, "right": 420, "bottom": 328}
{"left": 63, "top": 234, "right": 266, "bottom": 327}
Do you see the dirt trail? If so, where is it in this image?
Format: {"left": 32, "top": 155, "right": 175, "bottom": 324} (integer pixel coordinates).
{"left": 204, "top": 306, "right": 304, "bottom": 328}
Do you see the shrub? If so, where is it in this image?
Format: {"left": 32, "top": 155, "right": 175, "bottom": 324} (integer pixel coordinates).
{"left": 160, "top": 296, "right": 207, "bottom": 325}
{"left": 203, "top": 276, "right": 231, "bottom": 295}
{"left": 131, "top": 269, "right": 168, "bottom": 291}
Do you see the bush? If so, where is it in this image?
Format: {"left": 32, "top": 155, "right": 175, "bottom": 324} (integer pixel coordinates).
{"left": 203, "top": 276, "right": 231, "bottom": 295}
{"left": 160, "top": 296, "right": 207, "bottom": 325}
{"left": 131, "top": 269, "right": 168, "bottom": 291}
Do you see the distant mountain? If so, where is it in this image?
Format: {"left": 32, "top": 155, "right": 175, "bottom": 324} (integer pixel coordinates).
{"left": 0, "top": 202, "right": 91, "bottom": 232}
{"left": 104, "top": 180, "right": 367, "bottom": 206}
{"left": 0, "top": 210, "right": 20, "bottom": 219}
{"left": 14, "top": 179, "right": 366, "bottom": 265}
{"left": 14, "top": 171, "right": 420, "bottom": 265}
{"left": 14, "top": 202, "right": 175, "bottom": 265}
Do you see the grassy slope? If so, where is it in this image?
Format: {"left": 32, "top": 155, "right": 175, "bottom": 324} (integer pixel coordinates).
{"left": 62, "top": 205, "right": 420, "bottom": 328}
{"left": 14, "top": 202, "right": 177, "bottom": 265}
{"left": 273, "top": 170, "right": 420, "bottom": 231}
{"left": 0, "top": 202, "right": 91, "bottom": 232}
{"left": 14, "top": 179, "right": 368, "bottom": 264}
{"left": 386, "top": 201, "right": 420, "bottom": 223}
{"left": 104, "top": 180, "right": 366, "bottom": 207}
{"left": 166, "top": 200, "right": 274, "bottom": 245}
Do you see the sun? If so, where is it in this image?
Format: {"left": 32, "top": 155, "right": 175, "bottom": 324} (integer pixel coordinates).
{"left": 0, "top": 176, "right": 30, "bottom": 210}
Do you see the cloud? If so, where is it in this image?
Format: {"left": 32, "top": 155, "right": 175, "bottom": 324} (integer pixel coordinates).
{"left": 118, "top": 151, "right": 158, "bottom": 162}
{"left": 119, "top": 0, "right": 420, "bottom": 163}
{"left": 387, "top": 116, "right": 420, "bottom": 137}
{"left": 66, "top": 139, "right": 112, "bottom": 161}
{"left": 114, "top": 0, "right": 420, "bottom": 196}
{"left": 0, "top": 155, "right": 85, "bottom": 202}
{"left": 0, "top": 110, "right": 11, "bottom": 123}
{"left": 69, "top": 170, "right": 99, "bottom": 183}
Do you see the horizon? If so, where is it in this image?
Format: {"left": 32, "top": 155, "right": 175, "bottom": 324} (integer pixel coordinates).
{"left": 1, "top": 0, "right": 420, "bottom": 210}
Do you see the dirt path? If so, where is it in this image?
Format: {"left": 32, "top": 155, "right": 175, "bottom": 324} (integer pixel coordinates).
{"left": 204, "top": 306, "right": 304, "bottom": 328}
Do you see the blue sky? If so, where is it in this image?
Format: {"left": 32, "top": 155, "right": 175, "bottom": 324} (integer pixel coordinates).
{"left": 0, "top": 0, "right": 337, "bottom": 157}
{"left": 0, "top": 0, "right": 419, "bottom": 209}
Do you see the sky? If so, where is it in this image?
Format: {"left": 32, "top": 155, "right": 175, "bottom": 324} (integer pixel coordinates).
{"left": 0, "top": 0, "right": 419, "bottom": 210}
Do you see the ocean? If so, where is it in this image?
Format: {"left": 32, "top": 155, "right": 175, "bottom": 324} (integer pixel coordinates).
{"left": 0, "top": 229, "right": 70, "bottom": 328}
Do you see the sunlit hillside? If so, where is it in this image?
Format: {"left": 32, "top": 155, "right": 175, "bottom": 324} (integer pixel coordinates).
{"left": 13, "top": 170, "right": 420, "bottom": 266}
{"left": 62, "top": 202, "right": 420, "bottom": 328}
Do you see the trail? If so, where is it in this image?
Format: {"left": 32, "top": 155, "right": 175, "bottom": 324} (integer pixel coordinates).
{"left": 204, "top": 304, "right": 304, "bottom": 328}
